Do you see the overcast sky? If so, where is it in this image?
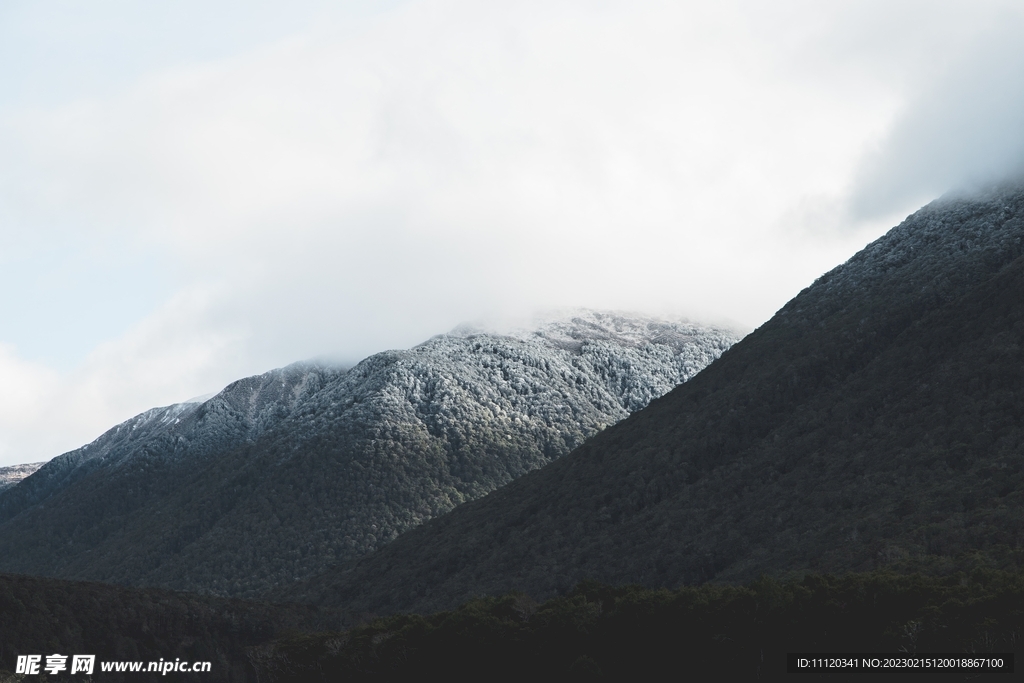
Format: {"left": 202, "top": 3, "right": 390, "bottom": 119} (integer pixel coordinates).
{"left": 2, "top": 0, "right": 1024, "bottom": 466}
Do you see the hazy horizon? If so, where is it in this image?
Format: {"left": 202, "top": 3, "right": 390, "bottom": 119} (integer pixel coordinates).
{"left": 3, "top": 0, "right": 1024, "bottom": 466}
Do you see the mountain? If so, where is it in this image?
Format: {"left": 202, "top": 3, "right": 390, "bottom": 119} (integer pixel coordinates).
{"left": 286, "top": 183, "right": 1024, "bottom": 616}
{"left": 0, "top": 462, "right": 44, "bottom": 493}
{"left": 0, "top": 311, "right": 738, "bottom": 598}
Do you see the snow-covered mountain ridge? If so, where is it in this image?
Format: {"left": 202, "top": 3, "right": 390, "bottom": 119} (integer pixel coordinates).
{"left": 792, "top": 184, "right": 1024, "bottom": 323}
{"left": 0, "top": 310, "right": 740, "bottom": 597}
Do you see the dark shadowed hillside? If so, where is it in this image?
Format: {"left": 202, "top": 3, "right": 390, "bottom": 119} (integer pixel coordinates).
{"left": 0, "top": 312, "right": 737, "bottom": 598}
{"left": 0, "top": 573, "right": 331, "bottom": 683}
{"left": 258, "top": 571, "right": 1023, "bottom": 682}
{"left": 286, "top": 183, "right": 1024, "bottom": 615}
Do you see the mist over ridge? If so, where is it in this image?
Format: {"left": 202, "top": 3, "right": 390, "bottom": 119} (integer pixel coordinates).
{"left": 286, "top": 180, "right": 1024, "bottom": 614}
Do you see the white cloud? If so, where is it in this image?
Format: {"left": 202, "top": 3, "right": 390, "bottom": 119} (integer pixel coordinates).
{"left": 849, "top": 9, "right": 1024, "bottom": 216}
{"left": 2, "top": 0, "right": 1024, "bottom": 464}
{"left": 0, "top": 290, "right": 249, "bottom": 465}
{"left": 0, "top": 344, "right": 59, "bottom": 431}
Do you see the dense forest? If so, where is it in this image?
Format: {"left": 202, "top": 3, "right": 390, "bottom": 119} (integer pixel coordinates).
{"left": 0, "top": 572, "right": 337, "bottom": 683}
{"left": 1, "top": 570, "right": 1017, "bottom": 682}
{"left": 255, "top": 570, "right": 1021, "bottom": 681}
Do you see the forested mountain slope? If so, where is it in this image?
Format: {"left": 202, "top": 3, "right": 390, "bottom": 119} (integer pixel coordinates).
{"left": 287, "top": 183, "right": 1024, "bottom": 615}
{"left": 0, "top": 312, "right": 737, "bottom": 598}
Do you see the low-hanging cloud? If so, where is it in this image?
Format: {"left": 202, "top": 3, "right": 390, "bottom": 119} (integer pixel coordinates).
{"left": 849, "top": 10, "right": 1024, "bottom": 217}
{"left": 3, "top": 0, "right": 1024, "bottom": 465}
